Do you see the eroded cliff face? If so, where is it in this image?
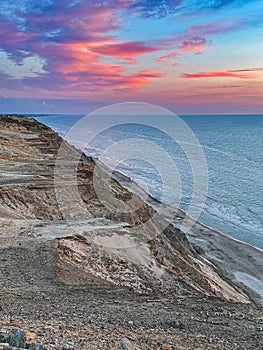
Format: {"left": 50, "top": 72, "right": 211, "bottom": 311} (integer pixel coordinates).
{"left": 0, "top": 115, "right": 250, "bottom": 303}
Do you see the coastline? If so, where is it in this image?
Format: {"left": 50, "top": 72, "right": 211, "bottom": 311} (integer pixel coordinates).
{"left": 0, "top": 115, "right": 262, "bottom": 349}
{"left": 112, "top": 167, "right": 263, "bottom": 305}
{"left": 35, "top": 113, "right": 263, "bottom": 252}
{"left": 183, "top": 214, "right": 263, "bottom": 305}
{"left": 0, "top": 114, "right": 262, "bottom": 305}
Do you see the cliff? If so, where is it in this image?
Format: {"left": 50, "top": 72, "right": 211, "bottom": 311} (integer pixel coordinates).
{"left": 0, "top": 114, "right": 250, "bottom": 302}
{"left": 0, "top": 115, "right": 262, "bottom": 349}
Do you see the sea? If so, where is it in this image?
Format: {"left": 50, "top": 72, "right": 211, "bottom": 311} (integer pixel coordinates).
{"left": 34, "top": 114, "right": 263, "bottom": 250}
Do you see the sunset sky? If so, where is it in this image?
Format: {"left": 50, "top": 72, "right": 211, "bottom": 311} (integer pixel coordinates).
{"left": 0, "top": 0, "right": 262, "bottom": 114}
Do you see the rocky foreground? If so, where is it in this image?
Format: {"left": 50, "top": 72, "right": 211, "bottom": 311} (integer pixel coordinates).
{"left": 0, "top": 115, "right": 262, "bottom": 349}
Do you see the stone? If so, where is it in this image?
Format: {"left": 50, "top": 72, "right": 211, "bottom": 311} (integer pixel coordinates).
{"left": 8, "top": 329, "right": 26, "bottom": 348}
{"left": 161, "top": 345, "right": 173, "bottom": 350}
{"left": 120, "top": 338, "right": 130, "bottom": 350}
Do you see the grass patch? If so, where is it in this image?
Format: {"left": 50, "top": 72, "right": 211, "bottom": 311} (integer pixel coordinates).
{"left": 0, "top": 115, "right": 49, "bottom": 132}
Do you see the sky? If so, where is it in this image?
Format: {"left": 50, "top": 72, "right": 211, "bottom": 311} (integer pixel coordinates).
{"left": 0, "top": 0, "right": 262, "bottom": 114}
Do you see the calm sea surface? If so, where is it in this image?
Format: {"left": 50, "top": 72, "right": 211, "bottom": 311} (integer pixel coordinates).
{"left": 35, "top": 114, "right": 263, "bottom": 250}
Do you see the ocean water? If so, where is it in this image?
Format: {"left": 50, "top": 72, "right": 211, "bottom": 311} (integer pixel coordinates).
{"left": 35, "top": 114, "right": 263, "bottom": 250}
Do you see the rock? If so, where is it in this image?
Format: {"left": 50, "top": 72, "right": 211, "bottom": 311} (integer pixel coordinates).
{"left": 175, "top": 321, "right": 186, "bottom": 330}
{"left": 5, "top": 329, "right": 44, "bottom": 350}
{"left": 162, "top": 320, "right": 186, "bottom": 330}
{"left": 120, "top": 338, "right": 129, "bottom": 350}
{"left": 161, "top": 345, "right": 173, "bottom": 350}
{"left": 0, "top": 332, "right": 7, "bottom": 344}
{"left": 28, "top": 344, "right": 45, "bottom": 350}
{"left": 8, "top": 329, "right": 26, "bottom": 348}
{"left": 148, "top": 339, "right": 158, "bottom": 348}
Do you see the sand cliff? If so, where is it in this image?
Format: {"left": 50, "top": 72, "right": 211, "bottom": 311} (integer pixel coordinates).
{"left": 0, "top": 115, "right": 262, "bottom": 349}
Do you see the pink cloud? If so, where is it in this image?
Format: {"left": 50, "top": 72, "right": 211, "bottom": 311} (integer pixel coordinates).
{"left": 181, "top": 68, "right": 263, "bottom": 79}
{"left": 154, "top": 20, "right": 239, "bottom": 65}
{"left": 156, "top": 51, "right": 180, "bottom": 64}
{"left": 28, "top": 6, "right": 120, "bottom": 44}
{"left": 156, "top": 37, "right": 206, "bottom": 65}
{"left": 0, "top": 19, "right": 37, "bottom": 63}
{"left": 0, "top": 1, "right": 168, "bottom": 95}
{"left": 179, "top": 37, "right": 206, "bottom": 54}
{"left": 116, "top": 68, "right": 165, "bottom": 91}
{"left": 22, "top": 40, "right": 165, "bottom": 96}
{"left": 187, "top": 20, "right": 242, "bottom": 37}
{"left": 0, "top": 2, "right": 246, "bottom": 99}
{"left": 92, "top": 41, "right": 158, "bottom": 63}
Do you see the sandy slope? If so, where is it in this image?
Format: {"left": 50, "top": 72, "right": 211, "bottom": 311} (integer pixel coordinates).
{"left": 0, "top": 115, "right": 262, "bottom": 349}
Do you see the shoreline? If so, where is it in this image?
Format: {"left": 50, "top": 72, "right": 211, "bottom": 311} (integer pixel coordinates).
{"left": 183, "top": 214, "right": 263, "bottom": 304}
{"left": 112, "top": 164, "right": 263, "bottom": 250}
{"left": 111, "top": 167, "right": 263, "bottom": 305}
{"left": 109, "top": 166, "right": 263, "bottom": 251}
{"left": 187, "top": 215, "right": 263, "bottom": 253}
